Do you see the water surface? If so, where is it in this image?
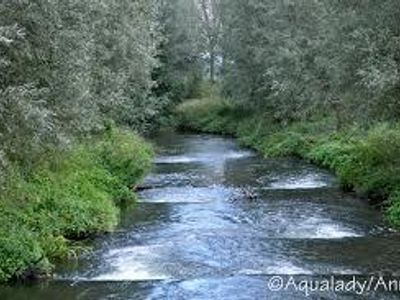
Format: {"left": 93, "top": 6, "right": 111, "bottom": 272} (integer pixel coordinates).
{"left": 2, "top": 133, "right": 400, "bottom": 299}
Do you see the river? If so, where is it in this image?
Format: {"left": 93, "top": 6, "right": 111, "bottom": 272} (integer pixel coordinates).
{"left": 2, "top": 132, "right": 400, "bottom": 299}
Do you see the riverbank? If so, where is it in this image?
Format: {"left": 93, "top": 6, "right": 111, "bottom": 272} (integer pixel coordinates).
{"left": 0, "top": 127, "right": 153, "bottom": 282}
{"left": 176, "top": 97, "right": 400, "bottom": 227}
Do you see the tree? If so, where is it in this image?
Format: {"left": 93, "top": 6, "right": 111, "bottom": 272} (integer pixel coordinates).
{"left": 218, "top": 0, "right": 400, "bottom": 127}
{"left": 198, "top": 0, "right": 222, "bottom": 83}
{"left": 154, "top": 0, "right": 203, "bottom": 102}
{"left": 0, "top": 0, "right": 164, "bottom": 171}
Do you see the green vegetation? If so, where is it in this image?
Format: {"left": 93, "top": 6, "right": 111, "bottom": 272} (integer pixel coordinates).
{"left": 176, "top": 98, "right": 400, "bottom": 227}
{"left": 2, "top": 0, "right": 400, "bottom": 283}
{"left": 0, "top": 0, "right": 192, "bottom": 282}
{"left": 174, "top": 0, "right": 400, "bottom": 228}
{"left": 218, "top": 1, "right": 400, "bottom": 126}
{"left": 0, "top": 0, "right": 211, "bottom": 283}
{"left": 0, "top": 128, "right": 153, "bottom": 282}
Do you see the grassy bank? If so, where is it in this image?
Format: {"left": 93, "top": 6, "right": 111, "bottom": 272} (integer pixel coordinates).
{"left": 0, "top": 127, "right": 153, "bottom": 282}
{"left": 176, "top": 97, "right": 400, "bottom": 227}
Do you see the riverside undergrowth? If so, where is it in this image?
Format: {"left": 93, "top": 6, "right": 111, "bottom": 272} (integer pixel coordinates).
{"left": 0, "top": 127, "right": 153, "bottom": 282}
{"left": 176, "top": 97, "right": 400, "bottom": 227}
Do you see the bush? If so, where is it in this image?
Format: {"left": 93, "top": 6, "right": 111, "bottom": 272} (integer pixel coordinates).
{"left": 28, "top": 148, "right": 119, "bottom": 238}
{"left": 0, "top": 128, "right": 153, "bottom": 282}
{"left": 98, "top": 128, "right": 154, "bottom": 188}
{"left": 387, "top": 191, "right": 400, "bottom": 227}
{"left": 236, "top": 117, "right": 272, "bottom": 149}
{"left": 308, "top": 137, "right": 358, "bottom": 189}
{"left": 175, "top": 97, "right": 251, "bottom": 135}
{"left": 261, "top": 131, "right": 313, "bottom": 158}
{"left": 176, "top": 98, "right": 227, "bottom": 132}
{"left": 0, "top": 211, "right": 44, "bottom": 282}
{"left": 309, "top": 124, "right": 400, "bottom": 197}
{"left": 349, "top": 124, "right": 400, "bottom": 196}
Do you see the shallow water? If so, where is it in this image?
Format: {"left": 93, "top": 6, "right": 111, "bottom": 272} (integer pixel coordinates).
{"left": 2, "top": 132, "right": 400, "bottom": 299}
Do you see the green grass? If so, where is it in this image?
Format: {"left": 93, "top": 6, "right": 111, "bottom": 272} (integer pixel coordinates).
{"left": 0, "top": 128, "right": 153, "bottom": 282}
{"left": 388, "top": 191, "right": 400, "bottom": 227}
{"left": 176, "top": 98, "right": 400, "bottom": 227}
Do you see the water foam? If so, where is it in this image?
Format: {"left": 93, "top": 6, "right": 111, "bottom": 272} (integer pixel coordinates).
{"left": 154, "top": 150, "right": 253, "bottom": 164}
{"left": 138, "top": 186, "right": 235, "bottom": 203}
{"left": 264, "top": 174, "right": 329, "bottom": 190}
{"left": 155, "top": 156, "right": 200, "bottom": 164}
{"left": 91, "top": 245, "right": 170, "bottom": 281}
{"left": 284, "top": 217, "right": 362, "bottom": 239}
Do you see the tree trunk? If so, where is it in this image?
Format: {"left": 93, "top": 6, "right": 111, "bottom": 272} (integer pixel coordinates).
{"left": 331, "top": 96, "right": 344, "bottom": 131}
{"left": 210, "top": 50, "right": 215, "bottom": 83}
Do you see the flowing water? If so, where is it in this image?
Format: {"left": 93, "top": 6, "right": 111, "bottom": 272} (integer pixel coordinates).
{"left": 2, "top": 132, "right": 400, "bottom": 299}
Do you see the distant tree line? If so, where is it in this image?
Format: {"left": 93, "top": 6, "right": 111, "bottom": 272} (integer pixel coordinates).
{"left": 218, "top": 0, "right": 400, "bottom": 127}
{"left": 2, "top": 0, "right": 400, "bottom": 182}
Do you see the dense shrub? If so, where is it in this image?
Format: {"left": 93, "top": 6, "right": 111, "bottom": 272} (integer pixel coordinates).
{"left": 0, "top": 128, "right": 153, "bottom": 282}
{"left": 176, "top": 97, "right": 237, "bottom": 134}
{"left": 387, "top": 191, "right": 400, "bottom": 227}
{"left": 0, "top": 210, "right": 45, "bottom": 282}
{"left": 98, "top": 128, "right": 153, "bottom": 188}
{"left": 350, "top": 124, "right": 400, "bottom": 196}
{"left": 261, "top": 132, "right": 312, "bottom": 158}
